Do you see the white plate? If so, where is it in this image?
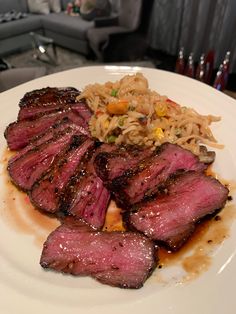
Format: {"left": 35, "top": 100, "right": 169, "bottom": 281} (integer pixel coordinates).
{"left": 0, "top": 66, "right": 236, "bottom": 314}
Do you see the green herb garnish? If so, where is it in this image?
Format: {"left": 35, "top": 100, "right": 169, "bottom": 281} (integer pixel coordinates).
{"left": 111, "top": 89, "right": 118, "bottom": 97}
{"left": 118, "top": 116, "right": 126, "bottom": 127}
{"left": 107, "top": 135, "right": 117, "bottom": 143}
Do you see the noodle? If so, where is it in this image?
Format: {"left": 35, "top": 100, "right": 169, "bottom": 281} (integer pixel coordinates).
{"left": 77, "top": 73, "right": 222, "bottom": 155}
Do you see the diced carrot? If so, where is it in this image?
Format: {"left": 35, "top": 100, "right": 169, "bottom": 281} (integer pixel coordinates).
{"left": 107, "top": 100, "right": 129, "bottom": 115}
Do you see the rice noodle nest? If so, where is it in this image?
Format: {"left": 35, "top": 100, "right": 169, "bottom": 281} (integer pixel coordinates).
{"left": 77, "top": 73, "right": 222, "bottom": 155}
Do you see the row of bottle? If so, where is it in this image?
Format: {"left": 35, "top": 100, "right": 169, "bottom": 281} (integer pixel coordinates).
{"left": 175, "top": 48, "right": 230, "bottom": 91}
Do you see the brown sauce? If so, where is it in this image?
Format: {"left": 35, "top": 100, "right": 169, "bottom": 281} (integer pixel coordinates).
{"left": 156, "top": 203, "right": 235, "bottom": 282}
{"left": 103, "top": 200, "right": 125, "bottom": 231}
{"left": 1, "top": 148, "right": 235, "bottom": 283}
{"left": 0, "top": 148, "right": 59, "bottom": 246}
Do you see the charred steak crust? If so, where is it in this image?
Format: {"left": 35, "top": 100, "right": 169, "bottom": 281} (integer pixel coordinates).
{"left": 7, "top": 127, "right": 84, "bottom": 191}
{"left": 8, "top": 117, "right": 79, "bottom": 165}
{"left": 94, "top": 144, "right": 153, "bottom": 183}
{"left": 19, "top": 87, "right": 80, "bottom": 108}
{"left": 29, "top": 136, "right": 94, "bottom": 213}
{"left": 59, "top": 149, "right": 95, "bottom": 213}
{"left": 40, "top": 221, "right": 158, "bottom": 289}
{"left": 59, "top": 145, "right": 111, "bottom": 230}
{"left": 18, "top": 87, "right": 81, "bottom": 121}
{"left": 126, "top": 171, "right": 229, "bottom": 251}
{"left": 107, "top": 143, "right": 206, "bottom": 208}
{"left": 5, "top": 109, "right": 89, "bottom": 150}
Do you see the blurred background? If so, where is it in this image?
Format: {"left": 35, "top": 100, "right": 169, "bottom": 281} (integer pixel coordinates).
{"left": 0, "top": 0, "right": 235, "bottom": 95}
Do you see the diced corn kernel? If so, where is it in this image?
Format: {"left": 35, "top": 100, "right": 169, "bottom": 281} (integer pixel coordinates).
{"left": 155, "top": 102, "right": 167, "bottom": 117}
{"left": 103, "top": 120, "right": 109, "bottom": 129}
{"left": 154, "top": 127, "right": 165, "bottom": 140}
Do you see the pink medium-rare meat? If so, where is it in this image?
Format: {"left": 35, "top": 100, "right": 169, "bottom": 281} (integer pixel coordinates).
{"left": 5, "top": 110, "right": 88, "bottom": 151}
{"left": 40, "top": 221, "right": 157, "bottom": 289}
{"left": 94, "top": 144, "right": 153, "bottom": 183}
{"left": 71, "top": 101, "right": 92, "bottom": 123}
{"left": 8, "top": 118, "right": 80, "bottom": 164}
{"left": 61, "top": 173, "right": 110, "bottom": 229}
{"left": 18, "top": 87, "right": 80, "bottom": 120}
{"left": 30, "top": 136, "right": 94, "bottom": 213}
{"left": 127, "top": 171, "right": 229, "bottom": 251}
{"left": 59, "top": 143, "right": 115, "bottom": 229}
{"left": 109, "top": 143, "right": 207, "bottom": 207}
{"left": 8, "top": 128, "right": 82, "bottom": 191}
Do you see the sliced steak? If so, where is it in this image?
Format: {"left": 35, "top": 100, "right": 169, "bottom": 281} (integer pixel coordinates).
{"left": 94, "top": 145, "right": 153, "bottom": 183}
{"left": 109, "top": 143, "right": 207, "bottom": 207}
{"left": 8, "top": 127, "right": 82, "bottom": 191}
{"left": 18, "top": 87, "right": 80, "bottom": 120}
{"left": 127, "top": 171, "right": 229, "bottom": 251}
{"left": 71, "top": 101, "right": 92, "bottom": 123}
{"left": 40, "top": 220, "right": 157, "bottom": 289}
{"left": 8, "top": 118, "right": 80, "bottom": 164}
{"left": 5, "top": 110, "right": 88, "bottom": 151}
{"left": 60, "top": 144, "right": 115, "bottom": 229}
{"left": 61, "top": 174, "right": 110, "bottom": 229}
{"left": 30, "top": 136, "right": 94, "bottom": 213}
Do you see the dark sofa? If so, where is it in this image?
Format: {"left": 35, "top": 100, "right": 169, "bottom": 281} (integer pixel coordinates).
{"left": 0, "top": 0, "right": 94, "bottom": 56}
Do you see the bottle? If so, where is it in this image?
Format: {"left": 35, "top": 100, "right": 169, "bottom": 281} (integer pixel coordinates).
{"left": 222, "top": 51, "right": 230, "bottom": 90}
{"left": 195, "top": 54, "right": 205, "bottom": 82}
{"left": 66, "top": 2, "right": 73, "bottom": 15}
{"left": 213, "top": 64, "right": 224, "bottom": 91}
{"left": 184, "top": 52, "right": 195, "bottom": 78}
{"left": 175, "top": 47, "right": 185, "bottom": 75}
{"left": 204, "top": 50, "right": 215, "bottom": 84}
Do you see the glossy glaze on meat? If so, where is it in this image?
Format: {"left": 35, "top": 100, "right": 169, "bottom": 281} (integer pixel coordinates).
{"left": 94, "top": 144, "right": 153, "bottom": 183}
{"left": 30, "top": 136, "right": 94, "bottom": 213}
{"left": 109, "top": 143, "right": 207, "bottom": 207}
{"left": 18, "top": 87, "right": 80, "bottom": 120}
{"left": 127, "top": 171, "right": 229, "bottom": 251}
{"left": 8, "top": 118, "right": 80, "bottom": 164}
{"left": 59, "top": 144, "right": 115, "bottom": 229}
{"left": 8, "top": 127, "right": 83, "bottom": 191}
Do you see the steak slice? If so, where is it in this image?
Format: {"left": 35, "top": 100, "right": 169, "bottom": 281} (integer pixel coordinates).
{"left": 109, "top": 143, "right": 207, "bottom": 207}
{"left": 30, "top": 136, "right": 94, "bottom": 213}
{"left": 5, "top": 110, "right": 88, "bottom": 151}
{"left": 94, "top": 145, "right": 153, "bottom": 183}
{"left": 71, "top": 101, "right": 92, "bottom": 123}
{"left": 8, "top": 118, "right": 81, "bottom": 165}
{"left": 60, "top": 144, "right": 115, "bottom": 229}
{"left": 8, "top": 127, "right": 82, "bottom": 191}
{"left": 127, "top": 171, "right": 229, "bottom": 251}
{"left": 18, "top": 87, "right": 80, "bottom": 120}
{"left": 40, "top": 220, "right": 157, "bottom": 289}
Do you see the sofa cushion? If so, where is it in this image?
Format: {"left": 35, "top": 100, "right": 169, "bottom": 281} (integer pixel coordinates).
{"left": 0, "top": 11, "right": 28, "bottom": 23}
{"left": 49, "top": 0, "right": 61, "bottom": 13}
{"left": 41, "top": 12, "right": 94, "bottom": 39}
{"left": 27, "top": 0, "right": 50, "bottom": 14}
{"left": 80, "top": 0, "right": 111, "bottom": 21}
{"left": 0, "top": 0, "right": 28, "bottom": 14}
{"left": 0, "top": 14, "right": 42, "bottom": 40}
